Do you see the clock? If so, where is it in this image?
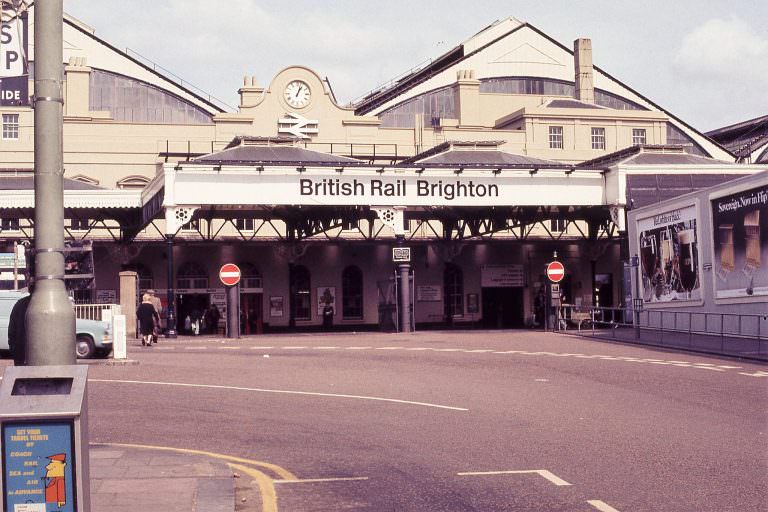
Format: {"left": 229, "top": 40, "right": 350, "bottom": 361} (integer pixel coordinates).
{"left": 283, "top": 80, "right": 311, "bottom": 109}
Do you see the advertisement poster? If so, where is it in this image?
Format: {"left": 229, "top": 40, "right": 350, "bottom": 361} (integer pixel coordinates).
{"left": 711, "top": 184, "right": 768, "bottom": 299}
{"left": 269, "top": 296, "right": 283, "bottom": 317}
{"left": 1, "top": 4, "right": 29, "bottom": 106}
{"left": 316, "top": 287, "right": 336, "bottom": 315}
{"left": 416, "top": 285, "right": 441, "bottom": 302}
{"left": 636, "top": 204, "right": 700, "bottom": 303}
{"left": 2, "top": 421, "right": 77, "bottom": 512}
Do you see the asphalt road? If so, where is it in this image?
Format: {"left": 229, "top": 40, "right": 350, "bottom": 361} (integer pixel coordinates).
{"left": 82, "top": 331, "right": 767, "bottom": 511}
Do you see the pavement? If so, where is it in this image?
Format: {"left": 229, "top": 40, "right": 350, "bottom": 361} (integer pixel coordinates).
{"left": 89, "top": 444, "right": 236, "bottom": 512}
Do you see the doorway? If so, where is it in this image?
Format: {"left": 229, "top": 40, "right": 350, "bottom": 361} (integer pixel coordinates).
{"left": 481, "top": 287, "right": 524, "bottom": 328}
{"left": 241, "top": 293, "right": 263, "bottom": 334}
{"left": 176, "top": 293, "right": 210, "bottom": 335}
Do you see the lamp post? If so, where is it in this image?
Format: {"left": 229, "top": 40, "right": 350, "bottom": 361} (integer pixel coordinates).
{"left": 631, "top": 254, "right": 642, "bottom": 340}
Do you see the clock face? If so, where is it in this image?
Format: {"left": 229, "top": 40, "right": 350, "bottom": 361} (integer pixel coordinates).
{"left": 284, "top": 80, "right": 311, "bottom": 108}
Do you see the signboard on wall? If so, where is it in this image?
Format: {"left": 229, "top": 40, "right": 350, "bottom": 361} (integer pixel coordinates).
{"left": 0, "top": 5, "right": 29, "bottom": 106}
{"left": 269, "top": 296, "right": 283, "bottom": 317}
{"left": 711, "top": 184, "right": 768, "bottom": 300}
{"left": 636, "top": 204, "right": 701, "bottom": 303}
{"left": 481, "top": 264, "right": 524, "bottom": 287}
{"left": 316, "top": 287, "right": 336, "bottom": 315}
{"left": 95, "top": 289, "right": 116, "bottom": 304}
{"left": 416, "top": 285, "right": 441, "bottom": 302}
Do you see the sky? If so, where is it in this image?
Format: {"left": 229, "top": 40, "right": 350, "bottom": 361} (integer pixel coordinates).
{"left": 63, "top": 0, "right": 767, "bottom": 132}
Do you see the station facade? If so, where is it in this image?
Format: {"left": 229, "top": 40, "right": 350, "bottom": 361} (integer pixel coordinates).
{"left": 1, "top": 5, "right": 765, "bottom": 333}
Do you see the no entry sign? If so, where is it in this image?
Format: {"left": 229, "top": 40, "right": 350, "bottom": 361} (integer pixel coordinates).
{"left": 546, "top": 261, "right": 565, "bottom": 283}
{"left": 219, "top": 263, "right": 241, "bottom": 286}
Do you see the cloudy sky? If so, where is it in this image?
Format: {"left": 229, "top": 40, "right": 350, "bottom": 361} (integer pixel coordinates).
{"left": 63, "top": 0, "right": 767, "bottom": 132}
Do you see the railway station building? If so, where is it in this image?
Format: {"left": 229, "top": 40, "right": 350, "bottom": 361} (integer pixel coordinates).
{"left": 1, "top": 6, "right": 765, "bottom": 333}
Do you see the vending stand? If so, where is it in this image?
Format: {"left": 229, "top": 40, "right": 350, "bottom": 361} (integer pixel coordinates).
{"left": 0, "top": 365, "right": 90, "bottom": 512}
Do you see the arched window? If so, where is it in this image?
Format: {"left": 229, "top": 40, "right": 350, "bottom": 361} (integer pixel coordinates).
{"left": 290, "top": 265, "right": 311, "bottom": 321}
{"left": 116, "top": 175, "right": 151, "bottom": 189}
{"left": 238, "top": 262, "right": 262, "bottom": 289}
{"left": 444, "top": 263, "right": 464, "bottom": 319}
{"left": 177, "top": 261, "right": 208, "bottom": 289}
{"left": 342, "top": 265, "right": 364, "bottom": 319}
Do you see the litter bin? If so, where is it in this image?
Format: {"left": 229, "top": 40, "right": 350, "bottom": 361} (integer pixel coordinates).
{"left": 0, "top": 365, "right": 90, "bottom": 512}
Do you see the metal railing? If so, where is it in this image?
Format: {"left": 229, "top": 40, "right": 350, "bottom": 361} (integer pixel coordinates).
{"left": 557, "top": 305, "right": 768, "bottom": 360}
{"left": 73, "top": 303, "right": 122, "bottom": 322}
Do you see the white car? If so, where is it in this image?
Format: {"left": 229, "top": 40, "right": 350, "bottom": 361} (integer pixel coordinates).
{"left": 0, "top": 291, "right": 113, "bottom": 359}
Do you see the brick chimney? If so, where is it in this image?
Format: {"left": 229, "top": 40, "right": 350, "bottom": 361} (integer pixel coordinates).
{"left": 574, "top": 38, "right": 594, "bottom": 103}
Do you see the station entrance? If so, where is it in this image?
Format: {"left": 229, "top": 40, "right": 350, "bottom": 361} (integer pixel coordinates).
{"left": 481, "top": 287, "right": 524, "bottom": 328}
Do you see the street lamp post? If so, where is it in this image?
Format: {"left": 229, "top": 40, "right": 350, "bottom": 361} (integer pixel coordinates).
{"left": 27, "top": 0, "right": 75, "bottom": 365}
{"left": 631, "top": 255, "right": 642, "bottom": 340}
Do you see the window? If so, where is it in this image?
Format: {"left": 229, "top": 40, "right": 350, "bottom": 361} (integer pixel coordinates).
{"left": 444, "top": 264, "right": 464, "bottom": 319}
{"left": 290, "top": 265, "right": 311, "bottom": 321}
{"left": 550, "top": 219, "right": 567, "bottom": 233}
{"left": 235, "top": 218, "right": 255, "bottom": 231}
{"left": 591, "top": 127, "right": 606, "bottom": 150}
{"left": 342, "top": 266, "right": 364, "bottom": 319}
{"left": 125, "top": 263, "right": 154, "bottom": 291}
{"left": 181, "top": 219, "right": 200, "bottom": 232}
{"left": 2, "top": 114, "right": 19, "bottom": 140}
{"left": 548, "top": 126, "right": 563, "bottom": 149}
{"left": 116, "top": 175, "right": 150, "bottom": 189}
{"left": 1, "top": 218, "right": 20, "bottom": 231}
{"left": 177, "top": 261, "right": 208, "bottom": 289}
{"left": 70, "top": 218, "right": 89, "bottom": 231}
{"left": 632, "top": 128, "right": 646, "bottom": 146}
{"left": 239, "top": 262, "right": 262, "bottom": 289}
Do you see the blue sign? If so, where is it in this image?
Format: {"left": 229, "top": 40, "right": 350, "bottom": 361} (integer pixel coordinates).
{"left": 2, "top": 421, "right": 77, "bottom": 512}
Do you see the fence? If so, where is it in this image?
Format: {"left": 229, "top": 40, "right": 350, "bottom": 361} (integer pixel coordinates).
{"left": 557, "top": 305, "right": 768, "bottom": 361}
{"left": 73, "top": 303, "right": 122, "bottom": 322}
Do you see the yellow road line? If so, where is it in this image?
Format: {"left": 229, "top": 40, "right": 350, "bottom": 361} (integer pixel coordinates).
{"left": 98, "top": 442, "right": 296, "bottom": 480}
{"left": 229, "top": 462, "right": 279, "bottom": 512}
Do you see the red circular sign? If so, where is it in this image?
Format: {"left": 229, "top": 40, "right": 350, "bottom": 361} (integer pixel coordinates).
{"left": 546, "top": 261, "right": 565, "bottom": 283}
{"left": 219, "top": 263, "right": 241, "bottom": 286}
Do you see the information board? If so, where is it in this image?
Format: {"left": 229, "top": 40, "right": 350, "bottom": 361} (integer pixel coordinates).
{"left": 2, "top": 421, "right": 77, "bottom": 512}
{"left": 480, "top": 265, "right": 524, "bottom": 287}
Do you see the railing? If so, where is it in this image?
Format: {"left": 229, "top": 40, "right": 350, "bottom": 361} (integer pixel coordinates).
{"left": 73, "top": 303, "right": 122, "bottom": 322}
{"left": 557, "top": 305, "right": 768, "bottom": 360}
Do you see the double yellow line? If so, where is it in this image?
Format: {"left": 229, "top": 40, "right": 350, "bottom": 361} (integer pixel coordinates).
{"left": 99, "top": 442, "right": 295, "bottom": 512}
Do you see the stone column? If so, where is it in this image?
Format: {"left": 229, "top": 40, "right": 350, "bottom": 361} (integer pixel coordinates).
{"left": 119, "top": 271, "right": 138, "bottom": 338}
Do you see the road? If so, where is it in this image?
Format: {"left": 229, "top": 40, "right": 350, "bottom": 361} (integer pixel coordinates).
{"left": 78, "top": 331, "right": 768, "bottom": 510}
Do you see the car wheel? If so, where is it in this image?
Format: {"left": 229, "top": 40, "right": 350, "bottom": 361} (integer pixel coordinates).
{"left": 76, "top": 335, "right": 95, "bottom": 359}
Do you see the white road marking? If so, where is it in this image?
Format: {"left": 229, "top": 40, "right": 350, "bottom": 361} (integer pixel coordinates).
{"left": 314, "top": 346, "right": 340, "bottom": 350}
{"left": 457, "top": 469, "right": 572, "bottom": 486}
{"left": 587, "top": 499, "right": 622, "bottom": 512}
{"left": 184, "top": 346, "right": 206, "bottom": 350}
{"left": 219, "top": 346, "right": 241, "bottom": 350}
{"left": 283, "top": 346, "right": 307, "bottom": 350}
{"left": 250, "top": 346, "right": 274, "bottom": 350}
{"left": 346, "top": 346, "right": 372, "bottom": 350}
{"left": 462, "top": 349, "right": 494, "bottom": 353}
{"left": 375, "top": 346, "right": 403, "bottom": 350}
{"left": 274, "top": 477, "right": 369, "bottom": 484}
{"left": 738, "top": 371, "right": 768, "bottom": 377}
{"left": 405, "top": 347, "right": 432, "bottom": 351}
{"left": 155, "top": 346, "right": 174, "bottom": 350}
{"left": 89, "top": 379, "right": 469, "bottom": 411}
{"left": 691, "top": 365, "right": 725, "bottom": 372}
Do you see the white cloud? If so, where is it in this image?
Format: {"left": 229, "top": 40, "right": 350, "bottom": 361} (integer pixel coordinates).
{"left": 674, "top": 17, "right": 768, "bottom": 81}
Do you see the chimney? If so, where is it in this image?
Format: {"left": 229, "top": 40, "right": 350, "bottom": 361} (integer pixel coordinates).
{"left": 574, "top": 38, "right": 594, "bottom": 103}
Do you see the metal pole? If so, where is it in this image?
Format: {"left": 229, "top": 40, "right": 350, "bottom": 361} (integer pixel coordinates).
{"left": 165, "top": 236, "right": 177, "bottom": 337}
{"left": 27, "top": 0, "right": 76, "bottom": 366}
{"left": 226, "top": 283, "right": 240, "bottom": 338}
{"left": 398, "top": 263, "right": 412, "bottom": 333}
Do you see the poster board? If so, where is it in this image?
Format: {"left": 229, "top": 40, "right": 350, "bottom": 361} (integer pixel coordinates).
{"left": 636, "top": 203, "right": 702, "bottom": 304}
{"left": 710, "top": 183, "right": 768, "bottom": 301}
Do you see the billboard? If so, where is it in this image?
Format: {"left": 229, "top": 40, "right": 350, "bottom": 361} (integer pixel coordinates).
{"left": 637, "top": 204, "right": 700, "bottom": 303}
{"left": 1, "top": 3, "right": 29, "bottom": 106}
{"left": 711, "top": 184, "right": 768, "bottom": 300}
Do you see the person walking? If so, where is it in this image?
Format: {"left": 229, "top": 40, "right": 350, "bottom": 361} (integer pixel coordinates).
{"left": 136, "top": 293, "right": 159, "bottom": 346}
{"left": 146, "top": 289, "right": 163, "bottom": 343}
{"left": 206, "top": 304, "right": 220, "bottom": 335}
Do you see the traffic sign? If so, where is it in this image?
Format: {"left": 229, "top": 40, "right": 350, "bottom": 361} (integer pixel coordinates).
{"left": 219, "top": 263, "right": 241, "bottom": 286}
{"left": 546, "top": 261, "right": 565, "bottom": 283}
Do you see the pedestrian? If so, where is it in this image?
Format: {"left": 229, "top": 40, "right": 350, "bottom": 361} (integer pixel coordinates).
{"left": 8, "top": 290, "right": 32, "bottom": 366}
{"left": 147, "top": 289, "right": 163, "bottom": 343}
{"left": 206, "top": 304, "right": 220, "bottom": 335}
{"left": 190, "top": 307, "right": 201, "bottom": 335}
{"left": 534, "top": 287, "right": 546, "bottom": 327}
{"left": 136, "top": 293, "right": 159, "bottom": 346}
{"left": 322, "top": 303, "right": 334, "bottom": 330}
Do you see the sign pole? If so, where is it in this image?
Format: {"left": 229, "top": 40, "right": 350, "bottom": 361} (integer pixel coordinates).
{"left": 220, "top": 264, "right": 242, "bottom": 338}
